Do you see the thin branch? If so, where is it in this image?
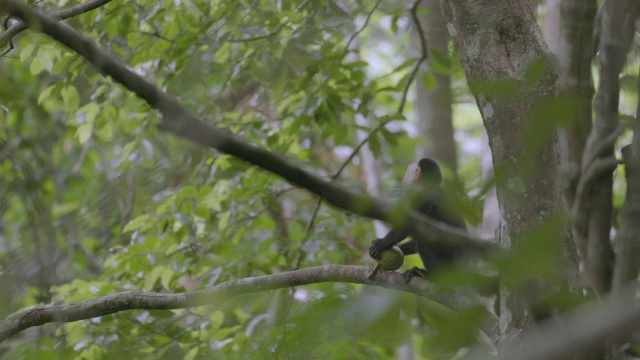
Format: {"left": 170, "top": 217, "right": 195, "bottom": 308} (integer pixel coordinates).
{"left": 0, "top": 0, "right": 113, "bottom": 55}
{"left": 0, "top": 0, "right": 495, "bottom": 257}
{"left": 227, "top": 0, "right": 312, "bottom": 43}
{"left": 341, "top": 0, "right": 381, "bottom": 58}
{"left": 0, "top": 15, "right": 14, "bottom": 57}
{"left": 571, "top": 156, "right": 622, "bottom": 235}
{"left": 135, "top": 30, "right": 174, "bottom": 44}
{"left": 581, "top": 123, "right": 625, "bottom": 171}
{"left": 70, "top": 125, "right": 92, "bottom": 174}
{"left": 398, "top": 0, "right": 428, "bottom": 114}
{"left": 227, "top": 25, "right": 285, "bottom": 43}
{"left": 0, "top": 265, "right": 494, "bottom": 342}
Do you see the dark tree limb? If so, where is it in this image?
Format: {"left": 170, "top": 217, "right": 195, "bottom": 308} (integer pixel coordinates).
{"left": 0, "top": 0, "right": 494, "bottom": 254}
{"left": 0, "top": 265, "right": 497, "bottom": 343}
{"left": 0, "top": 0, "right": 113, "bottom": 56}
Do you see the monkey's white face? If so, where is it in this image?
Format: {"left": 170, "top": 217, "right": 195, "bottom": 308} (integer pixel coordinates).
{"left": 402, "top": 162, "right": 421, "bottom": 186}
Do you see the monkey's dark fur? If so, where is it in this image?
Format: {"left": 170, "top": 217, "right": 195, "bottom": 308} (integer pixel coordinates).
{"left": 369, "top": 158, "right": 466, "bottom": 283}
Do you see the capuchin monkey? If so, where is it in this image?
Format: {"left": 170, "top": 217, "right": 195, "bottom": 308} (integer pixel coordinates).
{"left": 369, "top": 158, "right": 466, "bottom": 283}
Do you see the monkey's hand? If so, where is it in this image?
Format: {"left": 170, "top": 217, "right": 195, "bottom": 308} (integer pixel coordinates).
{"left": 369, "top": 238, "right": 393, "bottom": 260}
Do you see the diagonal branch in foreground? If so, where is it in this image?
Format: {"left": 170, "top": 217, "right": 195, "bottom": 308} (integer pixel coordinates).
{"left": 0, "top": 0, "right": 497, "bottom": 255}
{"left": 0, "top": 265, "right": 495, "bottom": 342}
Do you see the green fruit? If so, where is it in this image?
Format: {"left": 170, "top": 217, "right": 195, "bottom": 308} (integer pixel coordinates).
{"left": 377, "top": 246, "right": 404, "bottom": 270}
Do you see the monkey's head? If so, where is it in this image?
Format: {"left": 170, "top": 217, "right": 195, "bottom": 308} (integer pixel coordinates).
{"left": 402, "top": 158, "right": 442, "bottom": 186}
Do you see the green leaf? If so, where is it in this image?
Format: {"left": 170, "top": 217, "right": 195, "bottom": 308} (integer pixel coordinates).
{"left": 123, "top": 214, "right": 150, "bottom": 233}
{"left": 76, "top": 123, "right": 93, "bottom": 144}
{"left": 143, "top": 266, "right": 164, "bottom": 291}
{"left": 218, "top": 212, "right": 231, "bottom": 230}
{"left": 184, "top": 347, "right": 199, "bottom": 360}
{"left": 29, "top": 57, "right": 45, "bottom": 75}
{"left": 210, "top": 311, "right": 225, "bottom": 328}
{"left": 37, "top": 48, "right": 55, "bottom": 73}
{"left": 422, "top": 72, "right": 437, "bottom": 91}
{"left": 37, "top": 86, "right": 56, "bottom": 105}
{"left": 19, "top": 44, "right": 35, "bottom": 62}
{"left": 183, "top": 0, "right": 203, "bottom": 19}
{"left": 160, "top": 267, "right": 174, "bottom": 290}
{"left": 380, "top": 127, "right": 398, "bottom": 146}
{"left": 78, "top": 102, "right": 101, "bottom": 124}
{"left": 61, "top": 86, "right": 80, "bottom": 112}
{"left": 368, "top": 133, "right": 381, "bottom": 158}
{"left": 254, "top": 214, "right": 276, "bottom": 231}
{"left": 182, "top": 185, "right": 198, "bottom": 198}
{"left": 98, "top": 122, "right": 113, "bottom": 140}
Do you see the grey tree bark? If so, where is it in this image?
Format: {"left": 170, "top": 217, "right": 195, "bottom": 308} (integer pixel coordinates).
{"left": 612, "top": 69, "right": 640, "bottom": 290}
{"left": 414, "top": 0, "right": 457, "bottom": 173}
{"left": 554, "top": 0, "right": 601, "bottom": 290}
{"left": 542, "top": 0, "right": 561, "bottom": 56}
{"left": 440, "top": 0, "right": 579, "bottom": 340}
{"left": 480, "top": 133, "right": 499, "bottom": 239}
{"left": 569, "top": 0, "right": 639, "bottom": 294}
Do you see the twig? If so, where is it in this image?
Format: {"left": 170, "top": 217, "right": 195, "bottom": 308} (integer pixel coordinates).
{"left": 581, "top": 124, "right": 625, "bottom": 170}
{"left": 571, "top": 156, "right": 622, "bottom": 235}
{"left": 342, "top": 0, "right": 381, "bottom": 58}
{"left": 135, "top": 30, "right": 174, "bottom": 44}
{"left": 0, "top": 0, "right": 114, "bottom": 56}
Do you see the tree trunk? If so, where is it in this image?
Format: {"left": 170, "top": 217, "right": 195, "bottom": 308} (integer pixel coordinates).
{"left": 414, "top": 0, "right": 457, "bottom": 173}
{"left": 542, "top": 0, "right": 561, "bottom": 56}
{"left": 440, "top": 0, "right": 579, "bottom": 341}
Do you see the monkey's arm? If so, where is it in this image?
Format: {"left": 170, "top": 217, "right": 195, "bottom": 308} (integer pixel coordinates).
{"left": 397, "top": 241, "right": 417, "bottom": 255}
{"left": 369, "top": 229, "right": 408, "bottom": 259}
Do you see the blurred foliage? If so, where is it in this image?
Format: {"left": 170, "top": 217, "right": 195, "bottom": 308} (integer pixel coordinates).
{"left": 0, "top": 0, "right": 638, "bottom": 359}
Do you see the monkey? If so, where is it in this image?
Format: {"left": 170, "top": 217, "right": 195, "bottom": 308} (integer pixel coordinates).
{"left": 369, "top": 158, "right": 466, "bottom": 283}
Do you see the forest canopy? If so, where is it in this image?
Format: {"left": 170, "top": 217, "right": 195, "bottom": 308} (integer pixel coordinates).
{"left": 0, "top": 0, "right": 639, "bottom": 359}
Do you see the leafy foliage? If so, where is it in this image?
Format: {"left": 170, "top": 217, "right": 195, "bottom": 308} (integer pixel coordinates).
{"left": 2, "top": 0, "right": 637, "bottom": 359}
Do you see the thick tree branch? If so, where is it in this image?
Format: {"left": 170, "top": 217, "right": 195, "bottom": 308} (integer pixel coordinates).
{"left": 0, "top": 0, "right": 113, "bottom": 56}
{"left": 0, "top": 0, "right": 496, "bottom": 255}
{"left": 0, "top": 265, "right": 496, "bottom": 343}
